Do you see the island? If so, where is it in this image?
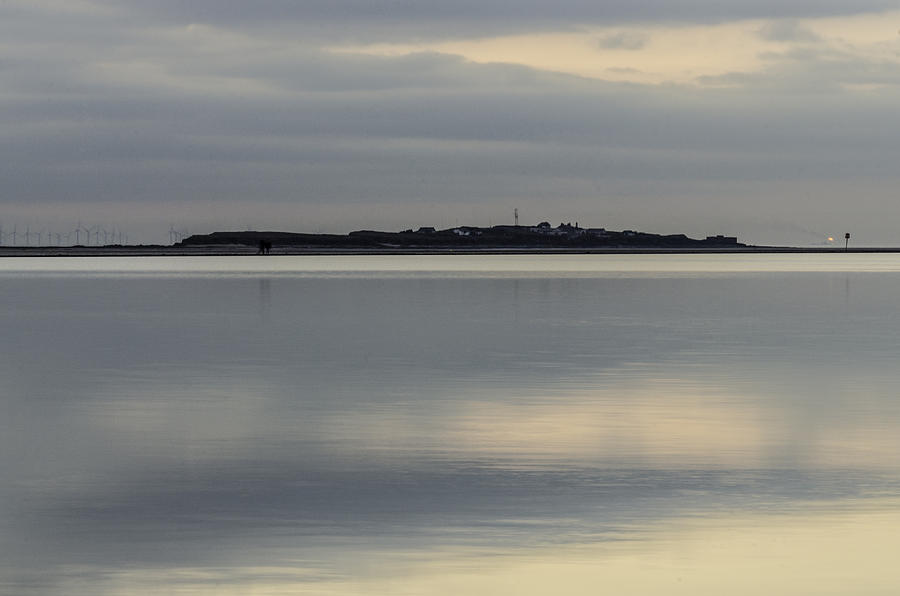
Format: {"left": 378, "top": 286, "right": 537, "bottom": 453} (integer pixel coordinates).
{"left": 2, "top": 222, "right": 877, "bottom": 256}
{"left": 178, "top": 222, "right": 744, "bottom": 252}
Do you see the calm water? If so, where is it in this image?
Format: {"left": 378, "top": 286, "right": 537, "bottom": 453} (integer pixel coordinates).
{"left": 2, "top": 254, "right": 900, "bottom": 595}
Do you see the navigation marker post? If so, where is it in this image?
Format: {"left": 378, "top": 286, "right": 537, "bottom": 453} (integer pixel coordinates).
{"left": 844, "top": 232, "right": 850, "bottom": 251}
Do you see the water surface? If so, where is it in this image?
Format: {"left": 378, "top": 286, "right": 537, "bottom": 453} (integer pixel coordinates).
{"left": 2, "top": 255, "right": 900, "bottom": 594}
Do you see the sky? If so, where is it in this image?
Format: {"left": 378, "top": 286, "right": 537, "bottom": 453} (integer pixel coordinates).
{"left": 1, "top": 1, "right": 899, "bottom": 245}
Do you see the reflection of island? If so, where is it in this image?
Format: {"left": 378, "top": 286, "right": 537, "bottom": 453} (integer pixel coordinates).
{"left": 179, "top": 222, "right": 743, "bottom": 250}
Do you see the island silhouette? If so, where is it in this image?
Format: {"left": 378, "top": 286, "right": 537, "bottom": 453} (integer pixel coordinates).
{"left": 178, "top": 222, "right": 742, "bottom": 251}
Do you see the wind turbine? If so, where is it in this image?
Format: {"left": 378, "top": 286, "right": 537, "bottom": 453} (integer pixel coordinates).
{"left": 82, "top": 223, "right": 95, "bottom": 246}
{"left": 82, "top": 224, "right": 97, "bottom": 246}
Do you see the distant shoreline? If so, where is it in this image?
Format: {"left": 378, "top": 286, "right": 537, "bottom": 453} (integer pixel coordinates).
{"left": 0, "top": 246, "right": 896, "bottom": 257}
{"left": 2, "top": 225, "right": 871, "bottom": 256}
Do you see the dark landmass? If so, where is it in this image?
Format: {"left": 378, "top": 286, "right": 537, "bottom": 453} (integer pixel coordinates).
{"left": 177, "top": 223, "right": 745, "bottom": 250}
{"left": 6, "top": 245, "right": 898, "bottom": 257}
{"left": 0, "top": 223, "right": 893, "bottom": 256}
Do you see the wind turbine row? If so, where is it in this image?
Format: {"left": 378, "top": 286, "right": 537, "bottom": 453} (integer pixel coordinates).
{"left": 0, "top": 223, "right": 129, "bottom": 247}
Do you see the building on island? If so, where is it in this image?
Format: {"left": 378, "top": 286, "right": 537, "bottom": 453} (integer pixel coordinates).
{"left": 705, "top": 235, "right": 738, "bottom": 244}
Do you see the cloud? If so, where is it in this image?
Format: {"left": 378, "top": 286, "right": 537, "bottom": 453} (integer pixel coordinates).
{"left": 757, "top": 19, "right": 821, "bottom": 42}
{"left": 597, "top": 31, "right": 648, "bottom": 50}
{"left": 92, "top": 1, "right": 900, "bottom": 40}
{"left": 701, "top": 42, "right": 900, "bottom": 92}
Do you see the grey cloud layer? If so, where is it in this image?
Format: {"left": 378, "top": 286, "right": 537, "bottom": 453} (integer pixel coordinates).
{"left": 1, "top": 1, "right": 899, "bottom": 243}
{"left": 97, "top": 0, "right": 898, "bottom": 39}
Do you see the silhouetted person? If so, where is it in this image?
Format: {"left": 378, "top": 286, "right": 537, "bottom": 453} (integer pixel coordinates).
{"left": 258, "top": 239, "right": 266, "bottom": 255}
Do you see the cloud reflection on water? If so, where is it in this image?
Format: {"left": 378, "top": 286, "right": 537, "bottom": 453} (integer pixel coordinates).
{"left": 26, "top": 503, "right": 900, "bottom": 595}
{"left": 3, "top": 258, "right": 900, "bottom": 594}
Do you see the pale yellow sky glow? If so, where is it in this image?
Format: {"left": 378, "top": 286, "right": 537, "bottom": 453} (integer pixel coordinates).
{"left": 331, "top": 11, "right": 900, "bottom": 85}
